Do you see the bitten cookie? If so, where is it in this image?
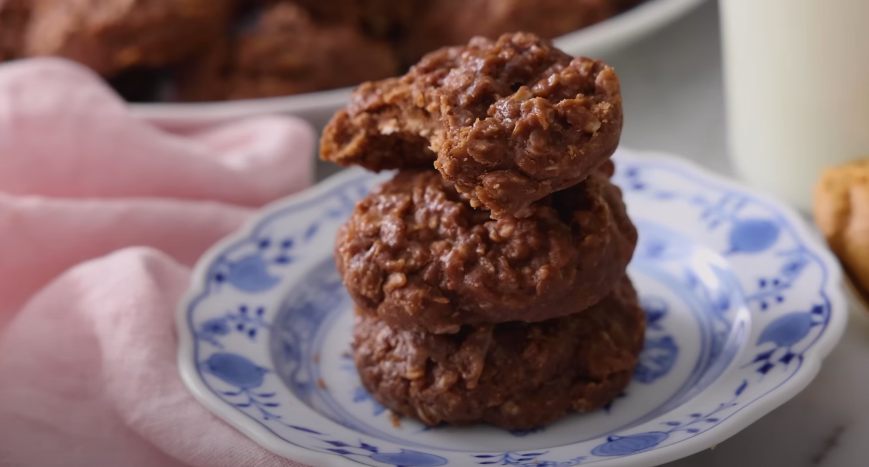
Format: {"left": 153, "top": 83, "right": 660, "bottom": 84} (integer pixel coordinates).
{"left": 335, "top": 165, "right": 636, "bottom": 334}
{"left": 352, "top": 276, "right": 645, "bottom": 430}
{"left": 814, "top": 158, "right": 869, "bottom": 297}
{"left": 321, "top": 32, "right": 623, "bottom": 218}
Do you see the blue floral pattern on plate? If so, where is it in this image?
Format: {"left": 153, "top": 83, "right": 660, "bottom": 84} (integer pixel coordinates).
{"left": 177, "top": 149, "right": 847, "bottom": 467}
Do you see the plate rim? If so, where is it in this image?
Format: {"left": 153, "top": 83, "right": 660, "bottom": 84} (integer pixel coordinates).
{"left": 176, "top": 148, "right": 847, "bottom": 467}
{"left": 567, "top": 150, "right": 849, "bottom": 467}
{"left": 176, "top": 164, "right": 381, "bottom": 467}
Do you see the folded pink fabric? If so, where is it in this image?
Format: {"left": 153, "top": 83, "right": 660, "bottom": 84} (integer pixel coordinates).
{"left": 0, "top": 58, "right": 316, "bottom": 467}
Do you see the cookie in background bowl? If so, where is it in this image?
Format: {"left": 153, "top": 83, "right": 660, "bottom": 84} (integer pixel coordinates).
{"left": 23, "top": 0, "right": 236, "bottom": 77}
{"left": 0, "top": 0, "right": 29, "bottom": 62}
{"left": 175, "top": 2, "right": 398, "bottom": 101}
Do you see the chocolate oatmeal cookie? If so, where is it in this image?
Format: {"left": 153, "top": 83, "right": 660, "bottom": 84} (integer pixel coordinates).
{"left": 23, "top": 0, "right": 236, "bottom": 76}
{"left": 321, "top": 33, "right": 623, "bottom": 218}
{"left": 176, "top": 2, "right": 398, "bottom": 101}
{"left": 352, "top": 276, "right": 645, "bottom": 429}
{"left": 335, "top": 165, "right": 636, "bottom": 334}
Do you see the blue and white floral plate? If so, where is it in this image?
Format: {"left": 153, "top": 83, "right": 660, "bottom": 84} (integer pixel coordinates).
{"left": 177, "top": 149, "right": 847, "bottom": 467}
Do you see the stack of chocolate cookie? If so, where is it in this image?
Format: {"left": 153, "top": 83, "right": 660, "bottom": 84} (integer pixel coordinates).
{"left": 321, "top": 32, "right": 644, "bottom": 430}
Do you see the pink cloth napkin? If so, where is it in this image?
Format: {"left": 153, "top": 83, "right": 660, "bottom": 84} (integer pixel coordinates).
{"left": 0, "top": 58, "right": 316, "bottom": 467}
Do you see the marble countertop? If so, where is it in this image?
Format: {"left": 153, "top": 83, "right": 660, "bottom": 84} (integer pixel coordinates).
{"left": 316, "top": 2, "right": 869, "bottom": 465}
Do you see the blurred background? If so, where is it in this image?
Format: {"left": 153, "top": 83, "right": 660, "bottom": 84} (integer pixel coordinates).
{"left": 5, "top": 1, "right": 869, "bottom": 466}
{"left": 0, "top": 0, "right": 668, "bottom": 102}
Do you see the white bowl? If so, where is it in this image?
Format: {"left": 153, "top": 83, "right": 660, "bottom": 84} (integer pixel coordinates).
{"left": 131, "top": 0, "right": 707, "bottom": 130}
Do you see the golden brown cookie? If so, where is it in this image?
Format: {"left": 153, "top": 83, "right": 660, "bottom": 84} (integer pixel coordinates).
{"left": 814, "top": 158, "right": 869, "bottom": 297}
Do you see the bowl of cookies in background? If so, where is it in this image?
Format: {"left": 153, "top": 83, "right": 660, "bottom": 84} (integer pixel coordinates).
{"left": 0, "top": 0, "right": 705, "bottom": 130}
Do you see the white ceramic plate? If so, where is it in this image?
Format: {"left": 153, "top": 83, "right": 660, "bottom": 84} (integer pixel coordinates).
{"left": 131, "top": 0, "right": 706, "bottom": 129}
{"left": 177, "top": 148, "right": 847, "bottom": 467}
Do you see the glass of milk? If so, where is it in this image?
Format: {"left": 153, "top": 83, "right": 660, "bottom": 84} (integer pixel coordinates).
{"left": 720, "top": 0, "right": 869, "bottom": 211}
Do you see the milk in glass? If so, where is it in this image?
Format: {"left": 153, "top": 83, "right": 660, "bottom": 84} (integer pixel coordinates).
{"left": 720, "top": 0, "right": 869, "bottom": 210}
